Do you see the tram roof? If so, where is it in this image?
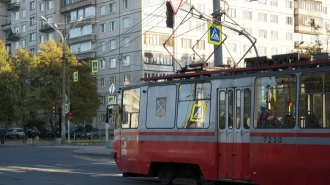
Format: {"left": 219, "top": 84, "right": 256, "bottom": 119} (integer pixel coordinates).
{"left": 141, "top": 58, "right": 330, "bottom": 82}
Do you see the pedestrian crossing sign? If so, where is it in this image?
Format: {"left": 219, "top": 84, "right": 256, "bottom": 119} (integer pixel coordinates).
{"left": 208, "top": 23, "right": 222, "bottom": 45}
{"left": 189, "top": 103, "right": 207, "bottom": 122}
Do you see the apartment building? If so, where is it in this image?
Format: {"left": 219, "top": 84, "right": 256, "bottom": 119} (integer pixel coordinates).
{"left": 0, "top": 0, "right": 328, "bottom": 127}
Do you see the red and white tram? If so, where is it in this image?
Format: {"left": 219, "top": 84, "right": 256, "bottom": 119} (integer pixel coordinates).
{"left": 112, "top": 58, "right": 330, "bottom": 185}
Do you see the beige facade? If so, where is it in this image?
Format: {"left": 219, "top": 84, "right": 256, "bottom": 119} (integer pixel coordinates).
{"left": 0, "top": 0, "right": 329, "bottom": 126}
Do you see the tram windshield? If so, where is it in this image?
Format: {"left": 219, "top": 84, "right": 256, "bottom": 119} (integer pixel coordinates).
{"left": 254, "top": 75, "right": 296, "bottom": 128}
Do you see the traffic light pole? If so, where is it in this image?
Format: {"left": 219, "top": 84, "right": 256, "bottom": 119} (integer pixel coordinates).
{"left": 67, "top": 73, "right": 71, "bottom": 143}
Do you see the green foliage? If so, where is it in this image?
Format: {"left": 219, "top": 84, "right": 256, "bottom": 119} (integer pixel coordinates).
{"left": 1, "top": 40, "right": 101, "bottom": 130}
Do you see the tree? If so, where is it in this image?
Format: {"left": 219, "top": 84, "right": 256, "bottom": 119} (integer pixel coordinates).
{"left": 10, "top": 47, "right": 40, "bottom": 128}
{"left": 0, "top": 39, "right": 19, "bottom": 127}
{"left": 36, "top": 40, "right": 101, "bottom": 135}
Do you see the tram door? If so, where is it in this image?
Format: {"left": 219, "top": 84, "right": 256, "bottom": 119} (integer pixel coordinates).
{"left": 218, "top": 88, "right": 250, "bottom": 180}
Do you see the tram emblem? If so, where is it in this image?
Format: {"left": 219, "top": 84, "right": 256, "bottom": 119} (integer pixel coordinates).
{"left": 189, "top": 103, "right": 207, "bottom": 122}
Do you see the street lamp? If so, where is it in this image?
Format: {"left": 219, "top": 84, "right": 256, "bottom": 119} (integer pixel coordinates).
{"left": 40, "top": 16, "right": 83, "bottom": 143}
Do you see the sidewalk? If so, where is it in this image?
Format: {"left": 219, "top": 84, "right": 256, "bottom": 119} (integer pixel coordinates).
{"left": 0, "top": 140, "right": 114, "bottom": 157}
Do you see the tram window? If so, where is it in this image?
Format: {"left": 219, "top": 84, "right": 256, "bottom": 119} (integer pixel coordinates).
{"left": 299, "top": 72, "right": 330, "bottom": 128}
{"left": 219, "top": 91, "right": 226, "bottom": 129}
{"left": 228, "top": 90, "right": 234, "bottom": 129}
{"left": 254, "top": 75, "right": 296, "bottom": 129}
{"left": 177, "top": 82, "right": 211, "bottom": 129}
{"left": 301, "top": 73, "right": 323, "bottom": 93}
{"left": 243, "top": 89, "right": 251, "bottom": 129}
{"left": 122, "top": 88, "right": 140, "bottom": 129}
{"left": 236, "top": 89, "right": 241, "bottom": 129}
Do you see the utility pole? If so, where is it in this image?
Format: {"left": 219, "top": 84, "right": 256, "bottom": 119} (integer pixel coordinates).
{"left": 213, "top": 0, "right": 223, "bottom": 66}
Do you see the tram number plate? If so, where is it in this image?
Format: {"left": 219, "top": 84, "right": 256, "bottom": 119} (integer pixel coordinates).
{"left": 264, "top": 137, "right": 282, "bottom": 144}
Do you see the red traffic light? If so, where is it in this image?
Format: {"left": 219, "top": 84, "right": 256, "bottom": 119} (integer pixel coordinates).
{"left": 69, "top": 111, "right": 73, "bottom": 120}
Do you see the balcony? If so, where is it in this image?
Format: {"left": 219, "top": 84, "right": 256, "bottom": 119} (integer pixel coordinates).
{"left": 7, "top": 32, "right": 20, "bottom": 41}
{"left": 294, "top": 25, "right": 320, "bottom": 35}
{"left": 70, "top": 17, "right": 97, "bottom": 28}
{"left": 60, "top": 0, "right": 96, "bottom": 14}
{"left": 39, "top": 24, "right": 55, "bottom": 33}
{"left": 294, "top": 8, "right": 322, "bottom": 18}
{"left": 75, "top": 51, "right": 96, "bottom": 60}
{"left": 68, "top": 34, "right": 96, "bottom": 45}
{"left": 1, "top": 22, "right": 11, "bottom": 31}
{"left": 7, "top": 2, "right": 20, "bottom": 11}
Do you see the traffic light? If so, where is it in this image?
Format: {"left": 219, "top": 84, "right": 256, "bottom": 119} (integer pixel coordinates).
{"left": 52, "top": 106, "right": 56, "bottom": 117}
{"left": 166, "top": 1, "right": 174, "bottom": 28}
{"left": 69, "top": 112, "right": 72, "bottom": 120}
{"left": 105, "top": 106, "right": 113, "bottom": 123}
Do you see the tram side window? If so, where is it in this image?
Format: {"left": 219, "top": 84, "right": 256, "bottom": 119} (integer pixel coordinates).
{"left": 243, "top": 89, "right": 251, "bottom": 129}
{"left": 122, "top": 88, "right": 140, "bottom": 129}
{"left": 219, "top": 91, "right": 226, "bottom": 129}
{"left": 254, "top": 75, "right": 296, "bottom": 129}
{"left": 177, "top": 82, "right": 211, "bottom": 129}
{"left": 299, "top": 72, "right": 330, "bottom": 128}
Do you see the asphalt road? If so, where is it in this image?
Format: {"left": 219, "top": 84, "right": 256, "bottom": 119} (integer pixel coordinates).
{"left": 0, "top": 145, "right": 160, "bottom": 185}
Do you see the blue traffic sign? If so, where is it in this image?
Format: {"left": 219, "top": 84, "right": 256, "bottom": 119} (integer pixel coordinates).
{"left": 208, "top": 23, "right": 222, "bottom": 45}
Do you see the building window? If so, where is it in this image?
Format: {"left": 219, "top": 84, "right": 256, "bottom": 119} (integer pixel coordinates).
{"left": 40, "top": 35, "right": 44, "bottom": 43}
{"left": 14, "top": 26, "right": 19, "bottom": 33}
{"left": 15, "top": 42, "right": 19, "bottom": 50}
{"left": 227, "top": 43, "right": 237, "bottom": 52}
{"left": 100, "top": 6, "right": 106, "bottom": 16}
{"left": 30, "top": 48, "right": 35, "bottom": 54}
{"left": 196, "top": 21, "right": 205, "bottom": 32}
{"left": 270, "top": 14, "right": 278, "bottom": 23}
{"left": 182, "top": 20, "right": 191, "bottom": 30}
{"left": 286, "top": 32, "right": 293, "bottom": 41}
{"left": 101, "top": 60, "right": 105, "bottom": 69}
{"left": 196, "top": 4, "right": 205, "bottom": 13}
{"left": 22, "top": 25, "right": 26, "bottom": 33}
{"left": 123, "top": 37, "right": 130, "bottom": 47}
{"left": 15, "top": 12, "right": 19, "bottom": 19}
{"left": 271, "top": 31, "right": 278, "bottom": 40}
{"left": 22, "top": 9, "right": 26, "bottom": 17}
{"left": 243, "top": 44, "right": 252, "bottom": 54}
{"left": 22, "top": 40, "right": 26, "bottom": 48}
{"left": 271, "top": 47, "right": 278, "bottom": 55}
{"left": 270, "top": 0, "right": 278, "bottom": 6}
{"left": 258, "top": 12, "right": 267, "bottom": 22}
{"left": 40, "top": 3, "right": 44, "bottom": 11}
{"left": 109, "top": 21, "right": 115, "bottom": 31}
{"left": 285, "top": 0, "right": 293, "bottom": 9}
{"left": 181, "top": 38, "right": 192, "bottom": 48}
{"left": 100, "top": 78, "right": 105, "bottom": 87}
{"left": 244, "top": 27, "right": 252, "bottom": 35}
{"left": 110, "top": 58, "right": 116, "bottom": 68}
{"left": 110, "top": 76, "right": 116, "bottom": 85}
{"left": 30, "top": 17, "right": 36, "bottom": 26}
{"left": 196, "top": 40, "right": 205, "bottom": 50}
{"left": 110, "top": 3, "right": 116, "bottom": 13}
{"left": 101, "top": 24, "right": 106, "bottom": 32}
{"left": 47, "top": 1, "right": 53, "bottom": 9}
{"left": 322, "top": 6, "right": 327, "bottom": 14}
{"left": 123, "top": 74, "right": 130, "bottom": 86}
{"left": 259, "top": 0, "right": 266, "bottom": 4}
{"left": 123, "top": 56, "right": 130, "bottom": 66}
{"left": 110, "top": 40, "right": 116, "bottom": 50}
{"left": 286, "top": 16, "right": 293, "bottom": 25}
{"left": 123, "top": 0, "right": 130, "bottom": 9}
{"left": 229, "top": 8, "right": 236, "bottom": 18}
{"left": 123, "top": 18, "right": 129, "bottom": 28}
{"left": 258, "top": 46, "right": 267, "bottom": 56}
{"left": 258, "top": 29, "right": 267, "bottom": 38}
{"left": 48, "top": 33, "right": 54, "bottom": 40}
{"left": 101, "top": 42, "right": 106, "bottom": 51}
{"left": 242, "top": 10, "right": 252, "bottom": 20}
{"left": 29, "top": 33, "right": 36, "bottom": 41}
{"left": 30, "top": 1, "right": 35, "bottom": 10}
